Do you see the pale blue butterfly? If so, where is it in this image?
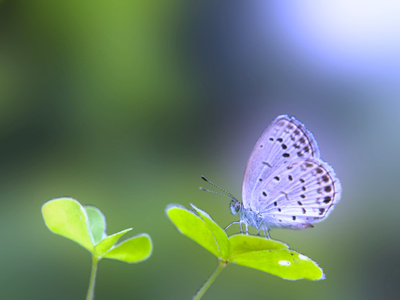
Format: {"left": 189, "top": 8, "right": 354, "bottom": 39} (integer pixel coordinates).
{"left": 202, "top": 115, "right": 341, "bottom": 238}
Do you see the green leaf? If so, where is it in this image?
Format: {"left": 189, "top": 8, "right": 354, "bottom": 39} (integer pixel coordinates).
{"left": 230, "top": 249, "right": 324, "bottom": 280}
{"left": 228, "top": 234, "right": 288, "bottom": 257}
{"left": 190, "top": 204, "right": 229, "bottom": 259}
{"left": 167, "top": 204, "right": 325, "bottom": 281}
{"left": 102, "top": 233, "right": 152, "bottom": 263}
{"left": 166, "top": 204, "right": 220, "bottom": 257}
{"left": 85, "top": 205, "right": 106, "bottom": 244}
{"left": 42, "top": 197, "right": 94, "bottom": 252}
{"left": 95, "top": 228, "right": 132, "bottom": 256}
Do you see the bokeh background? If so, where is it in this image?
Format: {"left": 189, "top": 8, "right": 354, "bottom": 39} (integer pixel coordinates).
{"left": 1, "top": 1, "right": 400, "bottom": 299}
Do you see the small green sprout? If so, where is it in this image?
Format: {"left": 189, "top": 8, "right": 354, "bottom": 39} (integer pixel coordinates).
{"left": 166, "top": 204, "right": 324, "bottom": 300}
{"left": 42, "top": 197, "right": 152, "bottom": 300}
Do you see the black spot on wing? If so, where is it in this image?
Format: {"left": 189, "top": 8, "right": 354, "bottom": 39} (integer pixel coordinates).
{"left": 323, "top": 196, "right": 331, "bottom": 204}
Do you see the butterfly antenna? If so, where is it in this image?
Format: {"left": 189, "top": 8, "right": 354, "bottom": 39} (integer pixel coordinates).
{"left": 200, "top": 176, "right": 236, "bottom": 200}
{"left": 199, "top": 187, "right": 227, "bottom": 197}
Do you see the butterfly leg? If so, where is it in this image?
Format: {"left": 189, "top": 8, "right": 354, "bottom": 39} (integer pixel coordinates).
{"left": 259, "top": 223, "right": 270, "bottom": 238}
{"left": 224, "top": 221, "right": 240, "bottom": 232}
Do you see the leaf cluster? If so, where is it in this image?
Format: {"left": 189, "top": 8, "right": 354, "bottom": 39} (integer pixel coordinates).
{"left": 166, "top": 204, "right": 323, "bottom": 280}
{"left": 42, "top": 197, "right": 152, "bottom": 263}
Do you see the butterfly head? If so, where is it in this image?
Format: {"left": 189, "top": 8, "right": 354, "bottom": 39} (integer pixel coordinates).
{"left": 230, "top": 198, "right": 242, "bottom": 215}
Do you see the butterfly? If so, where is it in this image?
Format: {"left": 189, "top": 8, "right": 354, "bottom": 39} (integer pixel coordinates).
{"left": 203, "top": 115, "right": 341, "bottom": 238}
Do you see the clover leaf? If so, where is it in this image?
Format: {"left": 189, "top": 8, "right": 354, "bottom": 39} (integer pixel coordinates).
{"left": 166, "top": 204, "right": 324, "bottom": 299}
{"left": 42, "top": 197, "right": 152, "bottom": 300}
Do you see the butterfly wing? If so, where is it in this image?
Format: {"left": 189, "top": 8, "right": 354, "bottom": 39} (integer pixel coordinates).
{"left": 253, "top": 157, "right": 341, "bottom": 230}
{"left": 242, "top": 115, "right": 320, "bottom": 211}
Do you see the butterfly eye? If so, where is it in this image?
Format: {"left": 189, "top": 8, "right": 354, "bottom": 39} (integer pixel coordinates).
{"left": 230, "top": 199, "right": 241, "bottom": 215}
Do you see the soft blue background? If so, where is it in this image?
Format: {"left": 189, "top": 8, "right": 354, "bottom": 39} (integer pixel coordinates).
{"left": 1, "top": 1, "right": 399, "bottom": 299}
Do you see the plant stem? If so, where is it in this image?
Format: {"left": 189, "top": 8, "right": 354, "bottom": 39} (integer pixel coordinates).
{"left": 86, "top": 256, "right": 99, "bottom": 300}
{"left": 192, "top": 260, "right": 227, "bottom": 300}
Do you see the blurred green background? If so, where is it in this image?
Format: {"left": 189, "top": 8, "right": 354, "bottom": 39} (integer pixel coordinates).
{"left": 1, "top": 1, "right": 400, "bottom": 299}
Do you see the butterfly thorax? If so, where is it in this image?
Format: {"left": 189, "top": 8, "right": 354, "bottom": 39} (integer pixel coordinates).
{"left": 240, "top": 208, "right": 264, "bottom": 230}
